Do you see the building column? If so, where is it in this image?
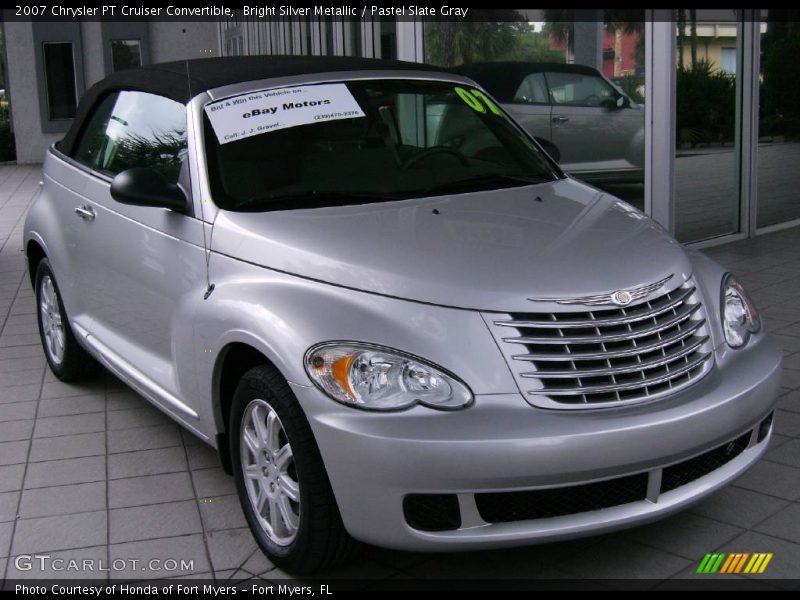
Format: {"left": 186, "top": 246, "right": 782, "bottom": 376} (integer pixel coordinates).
{"left": 396, "top": 20, "right": 423, "bottom": 62}
{"left": 645, "top": 11, "right": 677, "bottom": 232}
{"left": 573, "top": 10, "right": 603, "bottom": 69}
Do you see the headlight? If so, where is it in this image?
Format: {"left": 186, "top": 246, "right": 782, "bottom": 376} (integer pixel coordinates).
{"left": 304, "top": 343, "right": 473, "bottom": 411}
{"left": 721, "top": 273, "right": 761, "bottom": 348}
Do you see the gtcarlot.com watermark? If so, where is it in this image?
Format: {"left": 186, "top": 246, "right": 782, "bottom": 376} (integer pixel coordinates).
{"left": 14, "top": 554, "right": 194, "bottom": 573}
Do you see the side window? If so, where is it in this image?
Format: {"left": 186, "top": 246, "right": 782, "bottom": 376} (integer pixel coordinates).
{"left": 513, "top": 72, "right": 549, "bottom": 105}
{"left": 545, "top": 72, "right": 617, "bottom": 108}
{"left": 73, "top": 90, "right": 187, "bottom": 182}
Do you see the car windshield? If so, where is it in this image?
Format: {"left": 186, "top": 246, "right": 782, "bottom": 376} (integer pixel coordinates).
{"left": 203, "top": 78, "right": 562, "bottom": 212}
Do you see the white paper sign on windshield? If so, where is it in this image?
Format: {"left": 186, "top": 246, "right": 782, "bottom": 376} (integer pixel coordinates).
{"left": 204, "top": 84, "right": 365, "bottom": 144}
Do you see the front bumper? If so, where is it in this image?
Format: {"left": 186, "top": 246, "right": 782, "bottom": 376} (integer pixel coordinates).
{"left": 293, "top": 335, "right": 782, "bottom": 551}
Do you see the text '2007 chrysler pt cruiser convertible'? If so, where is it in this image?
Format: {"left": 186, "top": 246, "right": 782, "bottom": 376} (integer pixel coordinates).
{"left": 24, "top": 57, "right": 781, "bottom": 573}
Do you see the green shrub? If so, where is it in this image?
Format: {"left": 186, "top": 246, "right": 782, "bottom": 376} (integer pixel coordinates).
{"left": 676, "top": 60, "right": 736, "bottom": 147}
{"left": 0, "top": 103, "right": 16, "bottom": 162}
{"left": 761, "top": 32, "right": 800, "bottom": 141}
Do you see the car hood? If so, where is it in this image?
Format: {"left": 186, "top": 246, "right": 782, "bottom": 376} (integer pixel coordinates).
{"left": 210, "top": 178, "right": 692, "bottom": 312}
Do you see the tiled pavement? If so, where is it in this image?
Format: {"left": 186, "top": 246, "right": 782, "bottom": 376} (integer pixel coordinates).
{"left": 1, "top": 163, "right": 799, "bottom": 586}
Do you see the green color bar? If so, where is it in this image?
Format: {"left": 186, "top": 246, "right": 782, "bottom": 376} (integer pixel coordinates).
{"left": 697, "top": 553, "right": 714, "bottom": 574}
{"left": 710, "top": 553, "right": 726, "bottom": 573}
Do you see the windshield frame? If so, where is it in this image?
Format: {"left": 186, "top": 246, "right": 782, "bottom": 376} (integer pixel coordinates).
{"left": 191, "top": 70, "right": 565, "bottom": 220}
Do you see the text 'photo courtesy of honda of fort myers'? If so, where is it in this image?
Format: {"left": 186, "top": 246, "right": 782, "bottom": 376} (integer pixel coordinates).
{"left": 23, "top": 55, "right": 781, "bottom": 574}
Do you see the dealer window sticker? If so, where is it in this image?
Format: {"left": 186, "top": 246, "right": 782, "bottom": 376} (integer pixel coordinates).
{"left": 204, "top": 83, "right": 366, "bottom": 144}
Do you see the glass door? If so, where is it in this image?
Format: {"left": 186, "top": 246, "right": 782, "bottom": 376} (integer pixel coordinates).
{"left": 674, "top": 10, "right": 743, "bottom": 243}
{"left": 756, "top": 13, "right": 800, "bottom": 229}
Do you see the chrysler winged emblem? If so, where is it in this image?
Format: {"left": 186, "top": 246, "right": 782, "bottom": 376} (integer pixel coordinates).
{"left": 611, "top": 290, "right": 633, "bottom": 306}
{"left": 529, "top": 274, "right": 674, "bottom": 306}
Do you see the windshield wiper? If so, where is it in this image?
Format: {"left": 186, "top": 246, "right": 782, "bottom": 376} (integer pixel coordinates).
{"left": 419, "top": 173, "right": 548, "bottom": 197}
{"left": 235, "top": 190, "right": 404, "bottom": 211}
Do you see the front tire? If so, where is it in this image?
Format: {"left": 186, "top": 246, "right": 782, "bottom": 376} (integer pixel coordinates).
{"left": 34, "top": 258, "right": 98, "bottom": 381}
{"left": 230, "top": 364, "right": 358, "bottom": 574}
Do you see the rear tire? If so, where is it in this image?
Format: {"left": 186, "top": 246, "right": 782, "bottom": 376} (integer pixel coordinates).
{"left": 34, "top": 258, "right": 98, "bottom": 381}
{"left": 230, "top": 364, "right": 359, "bottom": 574}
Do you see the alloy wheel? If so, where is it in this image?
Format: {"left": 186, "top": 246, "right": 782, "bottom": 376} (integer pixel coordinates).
{"left": 240, "top": 398, "right": 300, "bottom": 546}
{"left": 39, "top": 275, "right": 65, "bottom": 365}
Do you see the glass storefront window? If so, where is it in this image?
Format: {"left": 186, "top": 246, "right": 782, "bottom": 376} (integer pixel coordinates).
{"left": 756, "top": 15, "right": 800, "bottom": 229}
{"left": 423, "top": 10, "right": 646, "bottom": 212}
{"left": 111, "top": 40, "right": 142, "bottom": 71}
{"left": 42, "top": 42, "right": 77, "bottom": 120}
{"left": 674, "top": 10, "right": 741, "bottom": 243}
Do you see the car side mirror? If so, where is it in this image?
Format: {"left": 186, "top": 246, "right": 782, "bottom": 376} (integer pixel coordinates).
{"left": 110, "top": 168, "right": 188, "bottom": 212}
{"left": 616, "top": 95, "right": 631, "bottom": 109}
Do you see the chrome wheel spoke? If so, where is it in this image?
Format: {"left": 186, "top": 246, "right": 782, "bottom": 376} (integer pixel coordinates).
{"left": 278, "top": 474, "right": 299, "bottom": 502}
{"left": 277, "top": 495, "right": 299, "bottom": 532}
{"left": 53, "top": 329, "right": 65, "bottom": 354}
{"left": 255, "top": 482, "right": 269, "bottom": 515}
{"left": 265, "top": 410, "right": 281, "bottom": 452}
{"left": 274, "top": 444, "right": 292, "bottom": 469}
{"left": 244, "top": 464, "right": 262, "bottom": 480}
{"left": 252, "top": 405, "right": 270, "bottom": 446}
{"left": 49, "top": 333, "right": 58, "bottom": 358}
{"left": 243, "top": 428, "right": 260, "bottom": 457}
{"left": 268, "top": 496, "right": 283, "bottom": 535}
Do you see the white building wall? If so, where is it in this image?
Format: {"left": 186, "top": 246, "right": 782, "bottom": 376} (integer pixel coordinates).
{"left": 81, "top": 22, "right": 105, "bottom": 87}
{"left": 148, "top": 21, "right": 218, "bottom": 63}
{"left": 4, "top": 22, "right": 60, "bottom": 163}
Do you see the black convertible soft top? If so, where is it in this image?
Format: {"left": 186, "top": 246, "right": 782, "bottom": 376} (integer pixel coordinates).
{"left": 59, "top": 55, "right": 455, "bottom": 156}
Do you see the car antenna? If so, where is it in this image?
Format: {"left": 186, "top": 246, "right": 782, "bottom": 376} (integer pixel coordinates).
{"left": 186, "top": 59, "right": 215, "bottom": 300}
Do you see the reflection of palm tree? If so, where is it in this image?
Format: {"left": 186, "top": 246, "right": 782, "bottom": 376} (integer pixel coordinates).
{"left": 543, "top": 9, "right": 645, "bottom": 65}
{"left": 676, "top": 9, "right": 699, "bottom": 70}
{"left": 605, "top": 10, "right": 645, "bottom": 69}
{"left": 112, "top": 129, "right": 186, "bottom": 180}
{"left": 604, "top": 10, "right": 645, "bottom": 36}
{"left": 542, "top": 9, "right": 574, "bottom": 56}
{"left": 424, "top": 10, "right": 525, "bottom": 67}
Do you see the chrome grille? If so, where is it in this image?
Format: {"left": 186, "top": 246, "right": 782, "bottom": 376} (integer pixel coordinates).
{"left": 489, "top": 278, "right": 713, "bottom": 408}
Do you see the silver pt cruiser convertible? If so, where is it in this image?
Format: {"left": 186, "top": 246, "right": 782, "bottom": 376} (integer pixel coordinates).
{"left": 24, "top": 57, "right": 781, "bottom": 573}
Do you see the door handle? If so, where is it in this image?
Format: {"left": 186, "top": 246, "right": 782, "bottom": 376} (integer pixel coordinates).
{"left": 74, "top": 206, "right": 96, "bottom": 221}
{"left": 552, "top": 116, "right": 569, "bottom": 124}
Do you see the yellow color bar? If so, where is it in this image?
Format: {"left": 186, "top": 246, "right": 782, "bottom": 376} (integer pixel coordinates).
{"left": 743, "top": 553, "right": 774, "bottom": 574}
{"left": 744, "top": 554, "right": 760, "bottom": 574}
{"left": 758, "top": 553, "right": 773, "bottom": 574}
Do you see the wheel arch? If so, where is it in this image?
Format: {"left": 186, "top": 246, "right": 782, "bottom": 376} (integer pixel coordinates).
{"left": 212, "top": 341, "right": 286, "bottom": 474}
{"left": 25, "top": 238, "right": 47, "bottom": 287}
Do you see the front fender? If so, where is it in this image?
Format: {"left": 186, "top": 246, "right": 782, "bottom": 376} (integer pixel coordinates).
{"left": 195, "top": 253, "right": 519, "bottom": 435}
